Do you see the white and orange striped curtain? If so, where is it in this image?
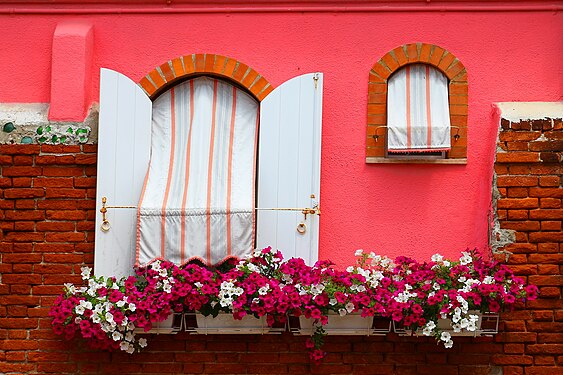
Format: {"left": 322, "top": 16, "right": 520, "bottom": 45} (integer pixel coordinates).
{"left": 136, "top": 77, "right": 259, "bottom": 266}
{"left": 387, "top": 64, "right": 451, "bottom": 152}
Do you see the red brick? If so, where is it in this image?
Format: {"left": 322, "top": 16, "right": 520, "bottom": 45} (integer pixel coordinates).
{"left": 541, "top": 221, "right": 561, "bottom": 231}
{"left": 539, "top": 286, "right": 560, "bottom": 298}
{"left": 497, "top": 176, "right": 538, "bottom": 187}
{"left": 497, "top": 198, "right": 538, "bottom": 209}
{"left": 504, "top": 344, "right": 525, "bottom": 354}
{"left": 526, "top": 344, "right": 563, "bottom": 355}
{"left": 492, "top": 354, "right": 533, "bottom": 365}
{"left": 2, "top": 166, "right": 41, "bottom": 176}
{"left": 529, "top": 209, "right": 562, "bottom": 220}
{"left": 45, "top": 188, "right": 85, "bottom": 199}
{"left": 42, "top": 166, "right": 84, "bottom": 176}
{"left": 528, "top": 275, "right": 563, "bottom": 286}
{"left": 34, "top": 177, "right": 74, "bottom": 188}
{"left": 529, "top": 187, "right": 562, "bottom": 198}
{"left": 496, "top": 152, "right": 540, "bottom": 163}
{"left": 507, "top": 210, "right": 528, "bottom": 220}
{"left": 501, "top": 221, "right": 540, "bottom": 231}
{"left": 45, "top": 232, "right": 85, "bottom": 242}
{"left": 529, "top": 232, "right": 563, "bottom": 242}
{"left": 12, "top": 177, "right": 32, "bottom": 187}
{"left": 540, "top": 198, "right": 561, "bottom": 208}
{"left": 0, "top": 144, "right": 40, "bottom": 154}
{"left": 4, "top": 188, "right": 44, "bottom": 198}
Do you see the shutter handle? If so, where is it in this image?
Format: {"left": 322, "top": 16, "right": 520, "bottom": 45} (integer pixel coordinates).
{"left": 100, "top": 197, "right": 111, "bottom": 232}
{"left": 297, "top": 222, "right": 306, "bottom": 234}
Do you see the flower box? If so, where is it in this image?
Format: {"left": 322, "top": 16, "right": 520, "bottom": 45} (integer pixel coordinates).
{"left": 291, "top": 313, "right": 391, "bottom": 336}
{"left": 188, "top": 313, "right": 284, "bottom": 334}
{"left": 392, "top": 311, "right": 500, "bottom": 337}
{"left": 134, "top": 313, "right": 183, "bottom": 334}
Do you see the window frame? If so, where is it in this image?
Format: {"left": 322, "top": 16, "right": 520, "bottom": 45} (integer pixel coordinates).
{"left": 366, "top": 43, "right": 468, "bottom": 164}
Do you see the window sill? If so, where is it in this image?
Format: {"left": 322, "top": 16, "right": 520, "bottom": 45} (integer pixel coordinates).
{"left": 366, "top": 157, "right": 467, "bottom": 164}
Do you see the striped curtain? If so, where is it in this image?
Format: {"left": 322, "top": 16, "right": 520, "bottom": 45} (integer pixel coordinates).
{"left": 136, "top": 77, "right": 259, "bottom": 266}
{"left": 387, "top": 64, "right": 451, "bottom": 153}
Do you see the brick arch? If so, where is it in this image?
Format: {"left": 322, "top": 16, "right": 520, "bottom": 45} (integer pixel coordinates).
{"left": 366, "top": 43, "right": 468, "bottom": 161}
{"left": 138, "top": 54, "right": 274, "bottom": 101}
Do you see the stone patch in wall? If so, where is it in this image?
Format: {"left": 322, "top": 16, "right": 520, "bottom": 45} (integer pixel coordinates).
{"left": 0, "top": 103, "right": 98, "bottom": 144}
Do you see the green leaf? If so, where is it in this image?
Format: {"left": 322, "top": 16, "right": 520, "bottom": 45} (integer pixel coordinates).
{"left": 36, "top": 127, "right": 43, "bottom": 135}
{"left": 38, "top": 136, "right": 47, "bottom": 143}
{"left": 67, "top": 127, "right": 74, "bottom": 134}
{"left": 51, "top": 135, "right": 58, "bottom": 143}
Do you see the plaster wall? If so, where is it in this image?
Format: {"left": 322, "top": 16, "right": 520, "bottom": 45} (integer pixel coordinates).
{"left": 0, "top": 8, "right": 561, "bottom": 264}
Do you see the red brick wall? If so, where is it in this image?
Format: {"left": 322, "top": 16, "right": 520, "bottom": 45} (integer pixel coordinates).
{"left": 492, "top": 116, "right": 562, "bottom": 374}
{"left": 0, "top": 114, "right": 561, "bottom": 374}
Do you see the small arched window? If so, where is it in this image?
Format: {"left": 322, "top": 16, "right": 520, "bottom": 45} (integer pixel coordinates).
{"left": 366, "top": 43, "right": 468, "bottom": 164}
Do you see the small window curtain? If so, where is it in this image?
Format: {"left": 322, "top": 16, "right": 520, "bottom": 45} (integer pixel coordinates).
{"left": 136, "top": 77, "right": 259, "bottom": 266}
{"left": 387, "top": 64, "right": 451, "bottom": 153}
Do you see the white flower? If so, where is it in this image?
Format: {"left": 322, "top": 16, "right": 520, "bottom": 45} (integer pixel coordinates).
{"left": 444, "top": 340, "right": 454, "bottom": 349}
{"left": 92, "top": 314, "right": 101, "bottom": 324}
{"left": 125, "top": 332, "right": 134, "bottom": 342}
{"left": 151, "top": 261, "right": 161, "bottom": 272}
{"left": 138, "top": 337, "right": 147, "bottom": 348}
{"left": 64, "top": 283, "right": 76, "bottom": 295}
{"left": 338, "top": 308, "right": 347, "bottom": 317}
{"left": 112, "top": 331, "right": 123, "bottom": 341}
{"left": 440, "top": 331, "right": 451, "bottom": 342}
{"left": 163, "top": 281, "right": 172, "bottom": 294}
{"left": 80, "top": 266, "right": 92, "bottom": 280}
{"left": 443, "top": 260, "right": 451, "bottom": 267}
{"left": 355, "top": 249, "right": 364, "bottom": 257}
{"left": 128, "top": 303, "right": 136, "bottom": 312}
{"left": 483, "top": 276, "right": 494, "bottom": 284}
{"left": 75, "top": 305, "right": 85, "bottom": 315}
{"left": 346, "top": 266, "right": 355, "bottom": 273}
{"left": 258, "top": 285, "right": 270, "bottom": 296}
{"left": 105, "top": 312, "right": 114, "bottom": 323}
{"left": 431, "top": 254, "right": 443, "bottom": 263}
{"left": 329, "top": 298, "right": 337, "bottom": 306}
{"left": 159, "top": 268, "right": 168, "bottom": 277}
{"left": 459, "top": 251, "right": 473, "bottom": 265}
{"left": 83, "top": 301, "right": 92, "bottom": 310}
{"left": 116, "top": 300, "right": 126, "bottom": 308}
{"left": 368, "top": 252, "right": 376, "bottom": 259}
{"left": 119, "top": 341, "right": 130, "bottom": 351}
{"left": 74, "top": 317, "right": 82, "bottom": 324}
{"left": 127, "top": 322, "right": 135, "bottom": 331}
{"left": 345, "top": 302, "right": 355, "bottom": 313}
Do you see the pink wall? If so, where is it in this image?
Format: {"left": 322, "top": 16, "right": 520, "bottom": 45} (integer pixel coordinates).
{"left": 0, "top": 6, "right": 561, "bottom": 265}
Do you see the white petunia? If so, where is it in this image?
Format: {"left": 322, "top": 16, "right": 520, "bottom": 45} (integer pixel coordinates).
{"left": 112, "top": 331, "right": 123, "bottom": 341}
{"left": 138, "top": 337, "right": 147, "bottom": 348}
{"left": 75, "top": 305, "right": 85, "bottom": 315}
{"left": 338, "top": 308, "right": 347, "bottom": 317}
{"left": 444, "top": 340, "right": 454, "bottom": 348}
{"left": 431, "top": 254, "right": 443, "bottom": 263}
{"left": 355, "top": 249, "right": 364, "bottom": 257}
{"left": 345, "top": 302, "right": 355, "bottom": 313}
{"left": 459, "top": 251, "right": 473, "bottom": 265}
{"left": 80, "top": 266, "right": 92, "bottom": 280}
{"left": 440, "top": 331, "right": 451, "bottom": 342}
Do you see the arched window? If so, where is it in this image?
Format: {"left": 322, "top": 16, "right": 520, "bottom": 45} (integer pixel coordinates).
{"left": 366, "top": 43, "right": 467, "bottom": 164}
{"left": 94, "top": 56, "right": 323, "bottom": 277}
{"left": 137, "top": 77, "right": 259, "bottom": 266}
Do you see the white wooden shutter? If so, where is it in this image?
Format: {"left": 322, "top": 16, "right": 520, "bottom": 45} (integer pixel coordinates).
{"left": 257, "top": 73, "right": 323, "bottom": 265}
{"left": 94, "top": 69, "right": 152, "bottom": 278}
